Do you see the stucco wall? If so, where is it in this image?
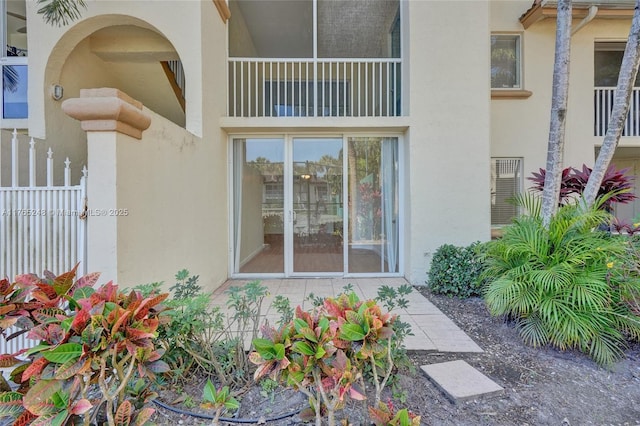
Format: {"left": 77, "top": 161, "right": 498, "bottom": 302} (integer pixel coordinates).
{"left": 27, "top": 1, "right": 205, "bottom": 140}
{"left": 404, "top": 1, "right": 491, "bottom": 284}
{"left": 25, "top": 1, "right": 229, "bottom": 290}
{"left": 112, "top": 109, "right": 223, "bottom": 292}
{"left": 490, "top": 1, "right": 638, "bottom": 184}
{"left": 229, "top": 0, "right": 258, "bottom": 57}
{"left": 200, "top": 0, "right": 232, "bottom": 288}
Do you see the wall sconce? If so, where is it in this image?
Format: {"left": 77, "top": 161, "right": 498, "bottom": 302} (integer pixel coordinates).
{"left": 300, "top": 174, "right": 311, "bottom": 180}
{"left": 51, "top": 84, "right": 64, "bottom": 101}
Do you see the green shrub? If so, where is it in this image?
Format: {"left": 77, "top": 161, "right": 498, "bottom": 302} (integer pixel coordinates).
{"left": 135, "top": 272, "right": 272, "bottom": 388}
{"left": 427, "top": 242, "right": 487, "bottom": 298}
{"left": 483, "top": 197, "right": 640, "bottom": 366}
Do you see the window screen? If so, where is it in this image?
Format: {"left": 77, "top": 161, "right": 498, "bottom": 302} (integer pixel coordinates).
{"left": 491, "top": 34, "right": 521, "bottom": 89}
{"left": 491, "top": 158, "right": 522, "bottom": 226}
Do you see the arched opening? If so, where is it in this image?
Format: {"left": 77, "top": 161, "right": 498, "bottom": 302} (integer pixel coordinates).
{"left": 39, "top": 15, "right": 187, "bottom": 184}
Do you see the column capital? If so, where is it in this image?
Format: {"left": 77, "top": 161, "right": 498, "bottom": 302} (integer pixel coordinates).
{"left": 62, "top": 88, "right": 151, "bottom": 139}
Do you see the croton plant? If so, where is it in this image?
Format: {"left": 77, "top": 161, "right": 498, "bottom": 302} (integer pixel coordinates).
{"left": 0, "top": 265, "right": 170, "bottom": 426}
{"left": 250, "top": 292, "right": 421, "bottom": 426}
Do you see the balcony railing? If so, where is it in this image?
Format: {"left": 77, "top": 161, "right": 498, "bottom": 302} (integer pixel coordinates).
{"left": 228, "top": 58, "right": 402, "bottom": 118}
{"left": 595, "top": 87, "right": 640, "bottom": 136}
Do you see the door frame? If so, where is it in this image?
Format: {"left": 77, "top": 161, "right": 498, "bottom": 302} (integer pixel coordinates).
{"left": 287, "top": 135, "right": 345, "bottom": 277}
{"left": 228, "top": 132, "right": 405, "bottom": 279}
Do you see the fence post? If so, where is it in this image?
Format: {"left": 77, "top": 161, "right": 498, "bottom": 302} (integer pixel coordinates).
{"left": 61, "top": 88, "right": 151, "bottom": 283}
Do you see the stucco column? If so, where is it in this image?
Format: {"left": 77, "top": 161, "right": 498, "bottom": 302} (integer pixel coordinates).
{"left": 62, "top": 88, "right": 151, "bottom": 282}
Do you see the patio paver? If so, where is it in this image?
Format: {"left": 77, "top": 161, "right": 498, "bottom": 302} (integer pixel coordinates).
{"left": 215, "top": 278, "right": 483, "bottom": 353}
{"left": 421, "top": 360, "right": 504, "bottom": 403}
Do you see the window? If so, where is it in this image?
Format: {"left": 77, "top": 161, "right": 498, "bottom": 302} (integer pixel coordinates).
{"left": 1, "top": 0, "right": 28, "bottom": 125}
{"left": 265, "top": 80, "right": 350, "bottom": 117}
{"left": 264, "top": 183, "right": 284, "bottom": 202}
{"left": 491, "top": 34, "right": 521, "bottom": 89}
{"left": 3, "top": 64, "right": 27, "bottom": 119}
{"left": 491, "top": 158, "right": 522, "bottom": 226}
{"left": 594, "top": 41, "right": 640, "bottom": 87}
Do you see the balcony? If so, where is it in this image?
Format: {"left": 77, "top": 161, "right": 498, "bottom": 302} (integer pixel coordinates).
{"left": 227, "top": 0, "right": 402, "bottom": 119}
{"left": 595, "top": 87, "right": 640, "bottom": 137}
{"left": 228, "top": 58, "right": 401, "bottom": 118}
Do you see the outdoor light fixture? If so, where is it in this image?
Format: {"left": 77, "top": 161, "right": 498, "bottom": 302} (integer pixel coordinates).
{"left": 300, "top": 173, "right": 311, "bottom": 180}
{"left": 51, "top": 85, "right": 64, "bottom": 101}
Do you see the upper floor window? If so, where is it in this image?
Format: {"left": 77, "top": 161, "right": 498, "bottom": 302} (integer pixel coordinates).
{"left": 1, "top": 0, "right": 28, "bottom": 124}
{"left": 491, "top": 34, "right": 521, "bottom": 89}
{"left": 595, "top": 41, "right": 640, "bottom": 87}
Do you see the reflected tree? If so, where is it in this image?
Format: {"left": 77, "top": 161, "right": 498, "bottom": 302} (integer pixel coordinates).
{"left": 2, "top": 66, "right": 19, "bottom": 93}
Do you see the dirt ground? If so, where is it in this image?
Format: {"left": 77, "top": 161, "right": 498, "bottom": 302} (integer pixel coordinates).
{"left": 151, "top": 287, "right": 640, "bottom": 425}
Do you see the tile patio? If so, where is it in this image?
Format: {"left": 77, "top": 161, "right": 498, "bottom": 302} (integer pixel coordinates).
{"left": 212, "top": 277, "right": 483, "bottom": 353}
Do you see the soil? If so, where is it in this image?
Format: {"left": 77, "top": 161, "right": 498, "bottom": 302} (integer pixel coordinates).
{"left": 150, "top": 287, "right": 640, "bottom": 425}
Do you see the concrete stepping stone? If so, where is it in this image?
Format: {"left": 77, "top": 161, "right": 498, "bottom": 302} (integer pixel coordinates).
{"left": 421, "top": 360, "right": 503, "bottom": 403}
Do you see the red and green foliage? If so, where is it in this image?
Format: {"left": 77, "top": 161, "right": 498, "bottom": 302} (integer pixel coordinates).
{"left": 250, "top": 292, "right": 401, "bottom": 426}
{"left": 528, "top": 164, "right": 636, "bottom": 208}
{"left": 0, "top": 266, "right": 169, "bottom": 426}
{"left": 369, "top": 400, "right": 421, "bottom": 426}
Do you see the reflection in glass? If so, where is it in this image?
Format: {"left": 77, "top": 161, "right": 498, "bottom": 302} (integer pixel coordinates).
{"left": 293, "top": 138, "right": 343, "bottom": 273}
{"left": 234, "top": 138, "right": 285, "bottom": 273}
{"left": 491, "top": 35, "right": 520, "bottom": 89}
{"left": 2, "top": 65, "right": 27, "bottom": 119}
{"left": 348, "top": 137, "right": 398, "bottom": 273}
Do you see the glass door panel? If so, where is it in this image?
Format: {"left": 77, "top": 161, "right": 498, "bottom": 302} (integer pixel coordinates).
{"left": 292, "top": 138, "right": 343, "bottom": 273}
{"left": 233, "top": 138, "right": 285, "bottom": 274}
{"left": 347, "top": 137, "right": 398, "bottom": 273}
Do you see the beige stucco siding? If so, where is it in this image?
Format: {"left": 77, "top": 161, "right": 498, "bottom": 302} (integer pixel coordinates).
{"left": 491, "top": 1, "right": 639, "bottom": 185}
{"left": 405, "top": 1, "right": 491, "bottom": 283}
{"left": 24, "top": 1, "right": 230, "bottom": 290}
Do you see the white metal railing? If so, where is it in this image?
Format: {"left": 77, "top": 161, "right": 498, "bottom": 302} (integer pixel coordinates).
{"left": 228, "top": 58, "right": 402, "bottom": 118}
{"left": 595, "top": 87, "right": 640, "bottom": 136}
{"left": 167, "top": 60, "right": 185, "bottom": 101}
{"left": 0, "top": 129, "right": 87, "bottom": 282}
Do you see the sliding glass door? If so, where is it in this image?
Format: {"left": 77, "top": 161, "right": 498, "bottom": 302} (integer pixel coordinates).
{"left": 292, "top": 138, "right": 343, "bottom": 273}
{"left": 233, "top": 138, "right": 285, "bottom": 274}
{"left": 232, "top": 136, "right": 399, "bottom": 276}
{"left": 347, "top": 137, "right": 399, "bottom": 273}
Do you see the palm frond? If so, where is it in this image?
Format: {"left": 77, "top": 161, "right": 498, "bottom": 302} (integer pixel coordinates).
{"left": 2, "top": 66, "right": 19, "bottom": 93}
{"left": 511, "top": 191, "right": 542, "bottom": 218}
{"left": 36, "top": 0, "right": 86, "bottom": 26}
{"left": 483, "top": 198, "right": 639, "bottom": 366}
{"left": 588, "top": 329, "right": 625, "bottom": 367}
{"left": 517, "top": 313, "right": 549, "bottom": 347}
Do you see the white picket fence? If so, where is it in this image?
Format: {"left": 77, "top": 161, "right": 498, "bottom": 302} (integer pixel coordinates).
{"left": 0, "top": 129, "right": 87, "bottom": 354}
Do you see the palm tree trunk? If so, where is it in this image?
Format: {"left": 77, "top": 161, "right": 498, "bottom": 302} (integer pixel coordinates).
{"left": 541, "top": 0, "right": 572, "bottom": 226}
{"left": 582, "top": 0, "right": 640, "bottom": 208}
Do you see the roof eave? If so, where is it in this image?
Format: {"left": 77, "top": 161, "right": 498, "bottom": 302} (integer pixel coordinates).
{"left": 519, "top": 1, "right": 635, "bottom": 29}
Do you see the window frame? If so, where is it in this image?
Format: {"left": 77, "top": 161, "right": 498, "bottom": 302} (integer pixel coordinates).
{"left": 1, "top": 0, "right": 28, "bottom": 128}
{"left": 490, "top": 157, "right": 523, "bottom": 227}
{"left": 2, "top": 58, "right": 29, "bottom": 128}
{"left": 491, "top": 33, "right": 523, "bottom": 91}
{"left": 594, "top": 40, "right": 637, "bottom": 88}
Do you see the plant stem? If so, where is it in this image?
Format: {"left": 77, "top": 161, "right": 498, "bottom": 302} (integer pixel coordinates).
{"left": 370, "top": 339, "right": 395, "bottom": 406}
{"left": 291, "top": 376, "right": 321, "bottom": 426}
{"left": 313, "top": 369, "right": 336, "bottom": 426}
